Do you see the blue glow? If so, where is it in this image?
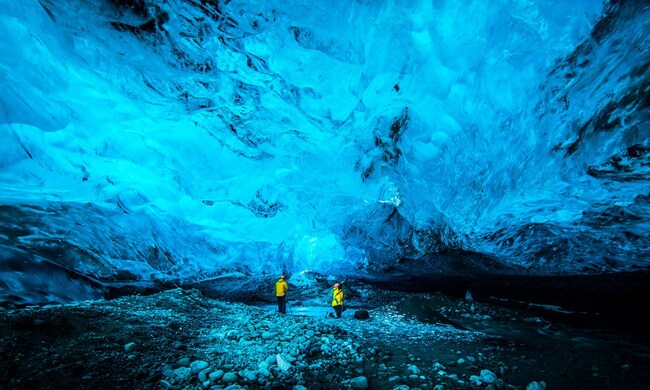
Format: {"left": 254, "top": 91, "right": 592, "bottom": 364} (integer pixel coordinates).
{"left": 0, "top": 0, "right": 648, "bottom": 303}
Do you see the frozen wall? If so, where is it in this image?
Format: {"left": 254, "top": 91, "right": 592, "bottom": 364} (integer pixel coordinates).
{"left": 0, "top": 0, "right": 648, "bottom": 303}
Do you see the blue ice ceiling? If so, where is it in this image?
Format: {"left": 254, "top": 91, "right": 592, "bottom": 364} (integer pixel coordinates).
{"left": 1, "top": 0, "right": 649, "bottom": 303}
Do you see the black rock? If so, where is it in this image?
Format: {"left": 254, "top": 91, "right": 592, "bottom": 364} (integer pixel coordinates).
{"left": 354, "top": 310, "right": 370, "bottom": 320}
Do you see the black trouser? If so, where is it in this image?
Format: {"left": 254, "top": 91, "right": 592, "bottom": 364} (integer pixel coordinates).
{"left": 333, "top": 304, "right": 342, "bottom": 318}
{"left": 277, "top": 296, "right": 286, "bottom": 314}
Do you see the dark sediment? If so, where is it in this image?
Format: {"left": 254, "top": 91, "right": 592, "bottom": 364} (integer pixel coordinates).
{"left": 359, "top": 270, "right": 650, "bottom": 333}
{"left": 0, "top": 279, "right": 649, "bottom": 389}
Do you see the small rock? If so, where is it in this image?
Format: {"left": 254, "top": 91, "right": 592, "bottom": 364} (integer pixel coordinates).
{"left": 209, "top": 370, "right": 224, "bottom": 381}
{"left": 388, "top": 375, "right": 401, "bottom": 382}
{"left": 124, "top": 342, "right": 137, "bottom": 353}
{"left": 172, "top": 341, "right": 186, "bottom": 350}
{"left": 198, "top": 369, "right": 210, "bottom": 382}
{"left": 262, "top": 331, "right": 276, "bottom": 340}
{"left": 434, "top": 385, "right": 444, "bottom": 390}
{"left": 466, "top": 356, "right": 476, "bottom": 363}
{"left": 354, "top": 310, "right": 370, "bottom": 320}
{"left": 173, "top": 367, "right": 192, "bottom": 381}
{"left": 190, "top": 360, "right": 210, "bottom": 374}
{"left": 457, "top": 358, "right": 466, "bottom": 365}
{"left": 222, "top": 372, "right": 238, "bottom": 383}
{"left": 407, "top": 365, "right": 420, "bottom": 375}
{"left": 294, "top": 386, "right": 308, "bottom": 390}
{"left": 175, "top": 357, "right": 190, "bottom": 367}
{"left": 242, "top": 370, "right": 256, "bottom": 381}
{"left": 161, "top": 366, "right": 173, "bottom": 379}
{"left": 277, "top": 354, "right": 291, "bottom": 371}
{"left": 526, "top": 381, "right": 546, "bottom": 390}
{"left": 480, "top": 369, "right": 497, "bottom": 384}
{"left": 258, "top": 368, "right": 271, "bottom": 377}
{"left": 349, "top": 376, "right": 368, "bottom": 389}
{"left": 159, "top": 380, "right": 174, "bottom": 389}
{"left": 393, "top": 386, "right": 410, "bottom": 390}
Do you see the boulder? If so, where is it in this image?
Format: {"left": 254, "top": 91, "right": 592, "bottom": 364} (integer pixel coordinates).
{"left": 354, "top": 310, "right": 370, "bottom": 320}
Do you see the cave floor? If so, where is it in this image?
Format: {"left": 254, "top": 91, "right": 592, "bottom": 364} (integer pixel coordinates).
{"left": 1, "top": 285, "right": 649, "bottom": 390}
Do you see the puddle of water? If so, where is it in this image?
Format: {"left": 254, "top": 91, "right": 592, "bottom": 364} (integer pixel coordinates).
{"left": 252, "top": 303, "right": 337, "bottom": 318}
{"left": 398, "top": 296, "right": 650, "bottom": 363}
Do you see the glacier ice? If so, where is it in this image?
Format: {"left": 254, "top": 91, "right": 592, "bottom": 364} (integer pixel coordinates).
{"left": 0, "top": 0, "right": 648, "bottom": 303}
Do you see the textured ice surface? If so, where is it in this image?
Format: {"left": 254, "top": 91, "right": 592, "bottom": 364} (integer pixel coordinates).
{"left": 0, "top": 0, "right": 648, "bottom": 302}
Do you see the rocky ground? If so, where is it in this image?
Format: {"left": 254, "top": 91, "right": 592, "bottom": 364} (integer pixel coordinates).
{"left": 0, "top": 280, "right": 649, "bottom": 390}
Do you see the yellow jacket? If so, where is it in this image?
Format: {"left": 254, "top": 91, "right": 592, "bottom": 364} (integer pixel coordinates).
{"left": 275, "top": 278, "right": 288, "bottom": 297}
{"left": 331, "top": 287, "right": 343, "bottom": 307}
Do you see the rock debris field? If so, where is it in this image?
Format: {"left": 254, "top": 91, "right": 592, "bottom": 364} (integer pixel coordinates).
{"left": 1, "top": 286, "right": 648, "bottom": 389}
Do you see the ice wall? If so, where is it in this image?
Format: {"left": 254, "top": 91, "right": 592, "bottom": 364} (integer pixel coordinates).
{"left": 0, "top": 0, "right": 648, "bottom": 303}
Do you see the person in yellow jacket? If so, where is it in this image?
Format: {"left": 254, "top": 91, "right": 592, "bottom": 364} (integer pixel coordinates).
{"left": 331, "top": 282, "right": 344, "bottom": 318}
{"left": 275, "top": 275, "right": 289, "bottom": 314}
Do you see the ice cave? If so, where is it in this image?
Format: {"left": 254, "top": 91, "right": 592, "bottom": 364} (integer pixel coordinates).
{"left": 0, "top": 0, "right": 649, "bottom": 389}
